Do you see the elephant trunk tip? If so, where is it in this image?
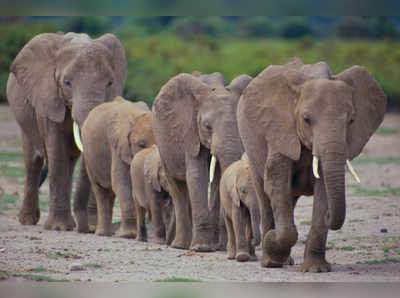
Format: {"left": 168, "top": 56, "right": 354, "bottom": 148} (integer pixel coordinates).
{"left": 326, "top": 211, "right": 346, "bottom": 230}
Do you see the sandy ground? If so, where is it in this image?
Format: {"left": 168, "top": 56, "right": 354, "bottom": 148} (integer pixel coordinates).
{"left": 0, "top": 104, "right": 399, "bottom": 282}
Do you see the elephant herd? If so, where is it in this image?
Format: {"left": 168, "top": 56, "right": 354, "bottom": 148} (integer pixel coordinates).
{"left": 6, "top": 32, "right": 387, "bottom": 273}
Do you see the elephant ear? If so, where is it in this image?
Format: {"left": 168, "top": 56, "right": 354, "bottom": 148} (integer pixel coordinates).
{"left": 153, "top": 74, "right": 210, "bottom": 157}
{"left": 95, "top": 34, "right": 127, "bottom": 95}
{"left": 144, "top": 147, "right": 162, "bottom": 192}
{"left": 10, "top": 33, "right": 65, "bottom": 122}
{"left": 241, "top": 66, "right": 309, "bottom": 160}
{"left": 227, "top": 74, "right": 252, "bottom": 97}
{"left": 334, "top": 66, "right": 387, "bottom": 159}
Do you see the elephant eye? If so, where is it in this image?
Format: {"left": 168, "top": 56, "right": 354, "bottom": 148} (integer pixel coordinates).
{"left": 303, "top": 114, "right": 312, "bottom": 125}
{"left": 204, "top": 121, "right": 212, "bottom": 131}
{"left": 63, "top": 80, "right": 71, "bottom": 87}
{"left": 107, "top": 80, "right": 113, "bottom": 87}
{"left": 349, "top": 118, "right": 355, "bottom": 125}
{"left": 138, "top": 141, "right": 146, "bottom": 148}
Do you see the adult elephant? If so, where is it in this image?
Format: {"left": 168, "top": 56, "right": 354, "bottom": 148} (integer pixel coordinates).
{"left": 237, "top": 58, "right": 386, "bottom": 272}
{"left": 152, "top": 72, "right": 252, "bottom": 251}
{"left": 6, "top": 32, "right": 127, "bottom": 230}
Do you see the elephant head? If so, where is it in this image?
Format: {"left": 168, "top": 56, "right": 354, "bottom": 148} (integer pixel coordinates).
{"left": 153, "top": 72, "right": 252, "bottom": 208}
{"left": 231, "top": 157, "right": 261, "bottom": 246}
{"left": 10, "top": 32, "right": 126, "bottom": 128}
{"left": 241, "top": 59, "right": 386, "bottom": 230}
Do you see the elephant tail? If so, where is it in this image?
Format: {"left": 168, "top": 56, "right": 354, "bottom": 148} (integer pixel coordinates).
{"left": 39, "top": 163, "right": 48, "bottom": 187}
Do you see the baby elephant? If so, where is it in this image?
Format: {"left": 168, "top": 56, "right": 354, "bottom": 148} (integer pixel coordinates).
{"left": 80, "top": 96, "right": 155, "bottom": 238}
{"left": 130, "top": 145, "right": 175, "bottom": 245}
{"left": 220, "top": 155, "right": 261, "bottom": 262}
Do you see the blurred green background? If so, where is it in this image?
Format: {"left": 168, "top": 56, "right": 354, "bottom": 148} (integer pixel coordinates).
{"left": 0, "top": 16, "right": 399, "bottom": 109}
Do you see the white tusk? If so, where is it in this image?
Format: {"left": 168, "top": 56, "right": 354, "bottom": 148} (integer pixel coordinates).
{"left": 346, "top": 159, "right": 360, "bottom": 184}
{"left": 313, "top": 155, "right": 320, "bottom": 179}
{"left": 208, "top": 155, "right": 217, "bottom": 210}
{"left": 73, "top": 121, "right": 84, "bottom": 152}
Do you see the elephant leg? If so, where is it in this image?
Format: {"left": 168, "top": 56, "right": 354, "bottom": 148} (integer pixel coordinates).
{"left": 246, "top": 212, "right": 257, "bottom": 261}
{"left": 147, "top": 185, "right": 166, "bottom": 244}
{"left": 186, "top": 152, "right": 218, "bottom": 252}
{"left": 233, "top": 205, "right": 250, "bottom": 262}
{"left": 44, "top": 123, "right": 76, "bottom": 231}
{"left": 217, "top": 206, "right": 227, "bottom": 251}
{"left": 91, "top": 181, "right": 115, "bottom": 237}
{"left": 224, "top": 214, "right": 236, "bottom": 260}
{"left": 135, "top": 200, "right": 147, "bottom": 242}
{"left": 111, "top": 154, "right": 137, "bottom": 239}
{"left": 73, "top": 156, "right": 92, "bottom": 233}
{"left": 164, "top": 198, "right": 176, "bottom": 246}
{"left": 18, "top": 132, "right": 44, "bottom": 225}
{"left": 301, "top": 179, "right": 331, "bottom": 273}
{"left": 168, "top": 178, "right": 192, "bottom": 250}
{"left": 261, "top": 153, "right": 297, "bottom": 268}
{"left": 87, "top": 191, "right": 97, "bottom": 233}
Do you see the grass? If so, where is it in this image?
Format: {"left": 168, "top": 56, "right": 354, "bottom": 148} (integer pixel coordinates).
{"left": 352, "top": 157, "right": 400, "bottom": 165}
{"left": 85, "top": 263, "right": 102, "bottom": 268}
{"left": 376, "top": 127, "right": 400, "bottom": 135}
{"left": 45, "top": 251, "right": 79, "bottom": 260}
{"left": 326, "top": 241, "right": 335, "bottom": 250}
{"left": 299, "top": 220, "right": 312, "bottom": 226}
{"left": 0, "top": 151, "right": 24, "bottom": 162}
{"left": 339, "top": 245, "right": 355, "bottom": 251}
{"left": 348, "top": 219, "right": 364, "bottom": 223}
{"left": 0, "top": 193, "right": 18, "bottom": 210}
{"left": 0, "top": 164, "right": 25, "bottom": 178}
{"left": 28, "top": 267, "right": 59, "bottom": 273}
{"left": 348, "top": 185, "right": 400, "bottom": 197}
{"left": 357, "top": 257, "right": 400, "bottom": 265}
{"left": 0, "top": 269, "right": 69, "bottom": 282}
{"left": 154, "top": 277, "right": 201, "bottom": 282}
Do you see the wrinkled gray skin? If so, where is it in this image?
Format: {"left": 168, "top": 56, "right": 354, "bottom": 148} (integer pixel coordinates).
{"left": 130, "top": 145, "right": 175, "bottom": 245}
{"left": 237, "top": 57, "right": 386, "bottom": 272}
{"left": 153, "top": 72, "right": 252, "bottom": 252}
{"left": 6, "top": 32, "right": 126, "bottom": 230}
{"left": 81, "top": 97, "right": 155, "bottom": 238}
{"left": 220, "top": 156, "right": 261, "bottom": 262}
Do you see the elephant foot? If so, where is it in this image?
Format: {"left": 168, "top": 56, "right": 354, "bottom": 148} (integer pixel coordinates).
{"left": 95, "top": 228, "right": 113, "bottom": 237}
{"left": 171, "top": 239, "right": 190, "bottom": 250}
{"left": 190, "top": 241, "right": 216, "bottom": 252}
{"left": 74, "top": 211, "right": 90, "bottom": 233}
{"left": 136, "top": 235, "right": 147, "bottom": 242}
{"left": 18, "top": 207, "right": 40, "bottom": 225}
{"left": 119, "top": 229, "right": 137, "bottom": 239}
{"left": 44, "top": 214, "right": 76, "bottom": 231}
{"left": 216, "top": 241, "right": 227, "bottom": 251}
{"left": 153, "top": 237, "right": 166, "bottom": 245}
{"left": 88, "top": 213, "right": 97, "bottom": 233}
{"left": 301, "top": 257, "right": 331, "bottom": 273}
{"left": 236, "top": 251, "right": 250, "bottom": 262}
{"left": 285, "top": 256, "right": 295, "bottom": 266}
{"left": 249, "top": 253, "right": 258, "bottom": 262}
{"left": 262, "top": 229, "right": 295, "bottom": 266}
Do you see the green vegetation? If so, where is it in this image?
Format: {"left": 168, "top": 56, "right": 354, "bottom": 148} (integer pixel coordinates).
{"left": 85, "top": 263, "right": 102, "bottom": 268}
{"left": 0, "top": 269, "right": 69, "bottom": 282}
{"left": 0, "top": 151, "right": 24, "bottom": 162}
{"left": 45, "top": 251, "right": 79, "bottom": 259}
{"left": 357, "top": 257, "right": 400, "bottom": 265}
{"left": 349, "top": 185, "right": 400, "bottom": 197}
{"left": 154, "top": 277, "right": 201, "bottom": 282}
{"left": 0, "top": 164, "right": 25, "bottom": 179}
{"left": 326, "top": 241, "right": 335, "bottom": 250}
{"left": 0, "top": 193, "right": 18, "bottom": 210}
{"left": 339, "top": 245, "right": 355, "bottom": 251}
{"left": 299, "top": 220, "right": 312, "bottom": 225}
{"left": 377, "top": 127, "right": 400, "bottom": 135}
{"left": 349, "top": 219, "right": 364, "bottom": 223}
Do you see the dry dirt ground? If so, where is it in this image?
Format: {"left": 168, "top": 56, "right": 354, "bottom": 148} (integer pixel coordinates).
{"left": 0, "top": 104, "right": 399, "bottom": 282}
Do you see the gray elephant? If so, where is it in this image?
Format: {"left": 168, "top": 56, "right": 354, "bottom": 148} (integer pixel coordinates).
{"left": 130, "top": 145, "right": 175, "bottom": 245}
{"left": 6, "top": 32, "right": 126, "bottom": 230}
{"left": 152, "top": 72, "right": 252, "bottom": 251}
{"left": 220, "top": 154, "right": 261, "bottom": 262}
{"left": 79, "top": 96, "right": 155, "bottom": 238}
{"left": 237, "top": 57, "right": 386, "bottom": 272}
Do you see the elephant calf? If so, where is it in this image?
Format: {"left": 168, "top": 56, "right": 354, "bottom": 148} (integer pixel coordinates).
{"left": 220, "top": 155, "right": 261, "bottom": 262}
{"left": 78, "top": 96, "right": 155, "bottom": 238}
{"left": 130, "top": 145, "right": 175, "bottom": 245}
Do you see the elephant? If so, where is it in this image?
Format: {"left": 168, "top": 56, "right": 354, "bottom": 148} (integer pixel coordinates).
{"left": 237, "top": 57, "right": 387, "bottom": 272}
{"left": 6, "top": 32, "right": 127, "bottom": 230}
{"left": 130, "top": 145, "right": 175, "bottom": 245}
{"left": 79, "top": 96, "right": 155, "bottom": 238}
{"left": 152, "top": 72, "right": 252, "bottom": 251}
{"left": 220, "top": 154, "right": 261, "bottom": 262}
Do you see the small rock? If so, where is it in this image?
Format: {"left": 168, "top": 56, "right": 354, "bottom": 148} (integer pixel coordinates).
{"left": 0, "top": 248, "right": 6, "bottom": 253}
{"left": 69, "top": 263, "right": 85, "bottom": 271}
{"left": 380, "top": 228, "right": 388, "bottom": 233}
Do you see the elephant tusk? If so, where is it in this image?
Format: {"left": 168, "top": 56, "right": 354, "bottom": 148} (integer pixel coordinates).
{"left": 312, "top": 155, "right": 320, "bottom": 179}
{"left": 346, "top": 159, "right": 360, "bottom": 184}
{"left": 73, "top": 121, "right": 83, "bottom": 152}
{"left": 208, "top": 155, "right": 217, "bottom": 210}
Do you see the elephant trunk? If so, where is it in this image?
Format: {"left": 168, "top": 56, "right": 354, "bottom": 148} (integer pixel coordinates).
{"left": 321, "top": 152, "right": 346, "bottom": 230}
